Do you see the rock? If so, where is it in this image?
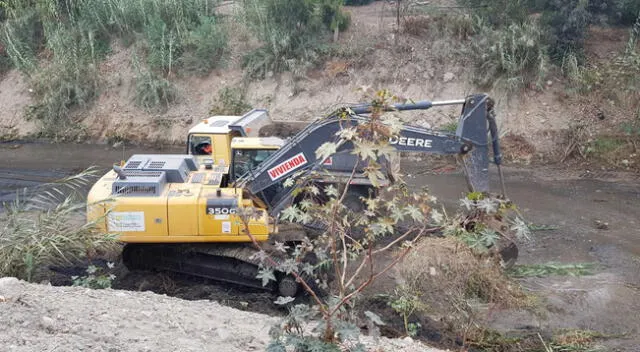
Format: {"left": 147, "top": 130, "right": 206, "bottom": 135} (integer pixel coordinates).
{"left": 0, "top": 277, "right": 20, "bottom": 288}
{"left": 594, "top": 220, "right": 609, "bottom": 230}
{"left": 112, "top": 141, "right": 123, "bottom": 149}
{"left": 621, "top": 159, "right": 629, "bottom": 166}
{"left": 41, "top": 316, "right": 57, "bottom": 331}
{"left": 216, "top": 328, "right": 231, "bottom": 340}
{"left": 546, "top": 80, "right": 553, "bottom": 86}
{"left": 443, "top": 72, "right": 455, "bottom": 83}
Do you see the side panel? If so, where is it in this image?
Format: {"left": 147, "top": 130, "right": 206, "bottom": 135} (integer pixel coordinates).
{"left": 167, "top": 184, "right": 200, "bottom": 236}
{"left": 198, "top": 190, "right": 240, "bottom": 236}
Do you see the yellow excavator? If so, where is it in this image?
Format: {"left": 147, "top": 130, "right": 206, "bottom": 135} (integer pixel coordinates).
{"left": 87, "top": 94, "right": 509, "bottom": 296}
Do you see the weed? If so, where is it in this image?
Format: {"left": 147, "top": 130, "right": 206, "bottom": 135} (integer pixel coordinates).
{"left": 387, "top": 285, "right": 427, "bottom": 337}
{"left": 469, "top": 20, "right": 549, "bottom": 91}
{"left": 72, "top": 264, "right": 116, "bottom": 289}
{"left": 210, "top": 86, "right": 251, "bottom": 116}
{"left": 440, "top": 121, "right": 459, "bottom": 134}
{"left": 508, "top": 263, "right": 598, "bottom": 278}
{"left": 133, "top": 54, "right": 177, "bottom": 112}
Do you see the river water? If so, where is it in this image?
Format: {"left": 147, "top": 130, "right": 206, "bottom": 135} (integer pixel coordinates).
{"left": 0, "top": 142, "right": 184, "bottom": 202}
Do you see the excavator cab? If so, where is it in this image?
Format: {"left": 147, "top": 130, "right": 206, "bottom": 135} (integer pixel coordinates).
{"left": 229, "top": 137, "right": 285, "bottom": 181}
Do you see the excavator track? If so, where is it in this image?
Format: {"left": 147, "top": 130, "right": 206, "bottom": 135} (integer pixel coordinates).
{"left": 121, "top": 224, "right": 313, "bottom": 297}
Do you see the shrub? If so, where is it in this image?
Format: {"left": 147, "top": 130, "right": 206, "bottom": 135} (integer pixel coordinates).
{"left": 540, "top": 0, "right": 591, "bottom": 62}
{"left": 1, "top": 0, "right": 228, "bottom": 136}
{"left": 210, "top": 86, "right": 251, "bottom": 116}
{"left": 180, "top": 16, "right": 228, "bottom": 75}
{"left": 470, "top": 20, "right": 549, "bottom": 91}
{"left": 2, "top": 9, "right": 42, "bottom": 73}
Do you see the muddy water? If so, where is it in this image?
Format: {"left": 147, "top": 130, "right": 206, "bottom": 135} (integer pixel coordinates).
{"left": 3, "top": 142, "right": 640, "bottom": 349}
{"left": 0, "top": 142, "right": 183, "bottom": 202}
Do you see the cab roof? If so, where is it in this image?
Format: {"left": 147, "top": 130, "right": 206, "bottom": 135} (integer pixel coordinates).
{"left": 188, "top": 115, "right": 243, "bottom": 135}
{"left": 231, "top": 137, "right": 285, "bottom": 149}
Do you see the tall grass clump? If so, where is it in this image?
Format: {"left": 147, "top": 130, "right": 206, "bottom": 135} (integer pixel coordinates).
{"left": 470, "top": 20, "right": 549, "bottom": 91}
{"left": 241, "top": 0, "right": 350, "bottom": 79}
{"left": 0, "top": 0, "right": 228, "bottom": 135}
{"left": 132, "top": 54, "right": 177, "bottom": 112}
{"left": 0, "top": 168, "right": 114, "bottom": 281}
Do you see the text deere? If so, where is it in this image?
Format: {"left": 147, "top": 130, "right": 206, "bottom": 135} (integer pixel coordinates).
{"left": 389, "top": 136, "right": 433, "bottom": 148}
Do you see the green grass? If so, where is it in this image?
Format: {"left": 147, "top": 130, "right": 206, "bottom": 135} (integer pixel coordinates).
{"left": 508, "top": 263, "right": 598, "bottom": 278}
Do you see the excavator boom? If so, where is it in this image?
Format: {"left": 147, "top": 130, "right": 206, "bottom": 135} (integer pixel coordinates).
{"left": 238, "top": 93, "right": 503, "bottom": 215}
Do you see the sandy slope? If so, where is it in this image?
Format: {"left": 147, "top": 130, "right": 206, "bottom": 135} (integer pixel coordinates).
{"left": 0, "top": 277, "right": 444, "bottom": 352}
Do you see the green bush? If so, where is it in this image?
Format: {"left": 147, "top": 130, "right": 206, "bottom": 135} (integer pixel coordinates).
{"left": 28, "top": 24, "right": 106, "bottom": 138}
{"left": 180, "top": 16, "right": 228, "bottom": 75}
{"left": 470, "top": 20, "right": 549, "bottom": 91}
{"left": 2, "top": 9, "right": 41, "bottom": 73}
{"left": 210, "top": 87, "right": 251, "bottom": 116}
{"left": 540, "top": 0, "right": 591, "bottom": 62}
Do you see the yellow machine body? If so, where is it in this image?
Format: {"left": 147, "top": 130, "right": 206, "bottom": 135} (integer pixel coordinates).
{"left": 87, "top": 165, "right": 272, "bottom": 244}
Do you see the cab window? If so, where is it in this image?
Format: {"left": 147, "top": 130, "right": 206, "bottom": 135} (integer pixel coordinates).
{"left": 233, "top": 149, "right": 277, "bottom": 178}
{"left": 190, "top": 135, "right": 212, "bottom": 155}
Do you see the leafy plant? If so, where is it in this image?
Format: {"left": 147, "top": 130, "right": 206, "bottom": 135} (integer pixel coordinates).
{"left": 72, "top": 263, "right": 116, "bottom": 289}
{"left": 388, "top": 285, "right": 427, "bottom": 337}
{"left": 1, "top": 0, "right": 228, "bottom": 136}
{"left": 237, "top": 89, "right": 440, "bottom": 349}
{"left": 180, "top": 15, "right": 228, "bottom": 75}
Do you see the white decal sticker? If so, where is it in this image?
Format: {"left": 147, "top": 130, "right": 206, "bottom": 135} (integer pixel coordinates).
{"left": 214, "top": 214, "right": 230, "bottom": 220}
{"left": 323, "top": 157, "right": 333, "bottom": 166}
{"left": 389, "top": 136, "right": 432, "bottom": 148}
{"left": 267, "top": 152, "right": 308, "bottom": 181}
{"left": 222, "top": 221, "right": 231, "bottom": 233}
{"left": 107, "top": 211, "right": 145, "bottom": 232}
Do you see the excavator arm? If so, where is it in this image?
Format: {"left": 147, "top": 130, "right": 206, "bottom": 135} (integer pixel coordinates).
{"left": 237, "top": 93, "right": 504, "bottom": 216}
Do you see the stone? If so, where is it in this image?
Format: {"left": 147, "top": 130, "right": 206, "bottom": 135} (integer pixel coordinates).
{"left": 41, "top": 316, "right": 57, "bottom": 331}
{"left": 443, "top": 72, "right": 455, "bottom": 83}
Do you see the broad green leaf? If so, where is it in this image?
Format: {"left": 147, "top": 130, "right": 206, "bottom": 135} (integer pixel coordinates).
{"left": 315, "top": 142, "right": 338, "bottom": 161}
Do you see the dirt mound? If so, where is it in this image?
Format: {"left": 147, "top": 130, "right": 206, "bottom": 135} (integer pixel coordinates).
{"left": 0, "top": 277, "right": 444, "bottom": 352}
